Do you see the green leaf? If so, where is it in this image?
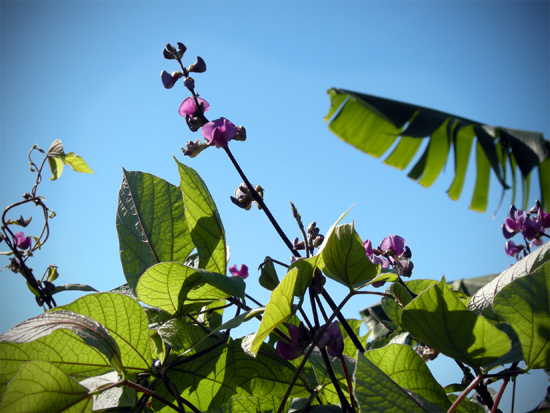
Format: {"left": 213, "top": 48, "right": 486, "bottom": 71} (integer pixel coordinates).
{"left": 0, "top": 361, "right": 92, "bottom": 412}
{"left": 446, "top": 394, "right": 485, "bottom": 413}
{"left": 250, "top": 268, "right": 298, "bottom": 357}
{"left": 0, "top": 312, "right": 121, "bottom": 393}
{"left": 325, "top": 89, "right": 550, "bottom": 212}
{"left": 341, "top": 319, "right": 369, "bottom": 358}
{"left": 288, "top": 254, "right": 323, "bottom": 297}
{"left": 175, "top": 157, "right": 226, "bottom": 275}
{"left": 365, "top": 344, "right": 451, "bottom": 410}
{"left": 493, "top": 262, "right": 550, "bottom": 369}
{"left": 154, "top": 338, "right": 236, "bottom": 412}
{"left": 259, "top": 257, "right": 280, "bottom": 291}
{"left": 0, "top": 311, "right": 122, "bottom": 372}
{"left": 46, "top": 139, "right": 94, "bottom": 179}
{"left": 48, "top": 156, "right": 64, "bottom": 181}
{"left": 321, "top": 223, "right": 379, "bottom": 288}
{"left": 137, "top": 262, "right": 245, "bottom": 315}
{"left": 54, "top": 293, "right": 152, "bottom": 373}
{"left": 51, "top": 283, "right": 99, "bottom": 295}
{"left": 354, "top": 351, "right": 444, "bottom": 412}
{"left": 401, "top": 278, "right": 511, "bottom": 371}
{"left": 116, "top": 169, "right": 195, "bottom": 291}
{"left": 469, "top": 242, "right": 550, "bottom": 320}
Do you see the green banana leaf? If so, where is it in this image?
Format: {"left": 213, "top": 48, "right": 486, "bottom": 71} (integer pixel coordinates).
{"left": 325, "top": 88, "right": 550, "bottom": 212}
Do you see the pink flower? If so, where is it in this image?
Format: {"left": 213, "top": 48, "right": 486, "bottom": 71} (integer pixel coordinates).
{"left": 178, "top": 97, "right": 210, "bottom": 117}
{"left": 229, "top": 264, "right": 248, "bottom": 279}
{"left": 13, "top": 232, "right": 32, "bottom": 250}
{"left": 201, "top": 117, "right": 237, "bottom": 148}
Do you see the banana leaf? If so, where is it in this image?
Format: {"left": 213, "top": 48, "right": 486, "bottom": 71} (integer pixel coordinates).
{"left": 325, "top": 88, "right": 550, "bottom": 212}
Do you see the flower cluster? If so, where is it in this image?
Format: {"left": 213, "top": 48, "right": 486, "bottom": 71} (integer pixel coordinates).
{"left": 363, "top": 234, "right": 413, "bottom": 283}
{"left": 502, "top": 200, "right": 549, "bottom": 260}
{"left": 160, "top": 42, "right": 246, "bottom": 156}
{"left": 276, "top": 321, "right": 344, "bottom": 360}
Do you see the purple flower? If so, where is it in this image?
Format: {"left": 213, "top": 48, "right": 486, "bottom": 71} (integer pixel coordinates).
{"left": 521, "top": 218, "right": 543, "bottom": 241}
{"left": 178, "top": 97, "right": 210, "bottom": 117}
{"left": 363, "top": 238, "right": 389, "bottom": 268}
{"left": 201, "top": 118, "right": 237, "bottom": 148}
{"left": 13, "top": 232, "right": 32, "bottom": 250}
{"left": 277, "top": 324, "right": 308, "bottom": 360}
{"left": 502, "top": 205, "right": 526, "bottom": 239}
{"left": 505, "top": 240, "right": 522, "bottom": 257}
{"left": 379, "top": 235, "right": 406, "bottom": 256}
{"left": 315, "top": 322, "right": 344, "bottom": 358}
{"left": 363, "top": 239, "right": 374, "bottom": 255}
{"left": 537, "top": 208, "right": 550, "bottom": 229}
{"left": 229, "top": 264, "right": 248, "bottom": 279}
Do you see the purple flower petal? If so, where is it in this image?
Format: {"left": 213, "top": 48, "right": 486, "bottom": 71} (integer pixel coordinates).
{"left": 178, "top": 97, "right": 209, "bottom": 117}
{"left": 379, "top": 235, "right": 406, "bottom": 256}
{"left": 201, "top": 118, "right": 237, "bottom": 148}
{"left": 363, "top": 239, "right": 373, "bottom": 255}
{"left": 228, "top": 264, "right": 248, "bottom": 279}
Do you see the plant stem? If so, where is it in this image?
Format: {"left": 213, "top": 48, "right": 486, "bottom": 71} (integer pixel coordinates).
{"left": 320, "top": 347, "right": 353, "bottom": 412}
{"left": 447, "top": 374, "right": 483, "bottom": 413}
{"left": 223, "top": 146, "right": 300, "bottom": 258}
{"left": 321, "top": 289, "right": 365, "bottom": 354}
{"left": 277, "top": 292, "right": 355, "bottom": 413}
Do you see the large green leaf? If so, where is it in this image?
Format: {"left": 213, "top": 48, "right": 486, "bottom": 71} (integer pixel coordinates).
{"left": 365, "top": 344, "right": 451, "bottom": 410}
{"left": 249, "top": 268, "right": 298, "bottom": 357}
{"left": 326, "top": 89, "right": 550, "bottom": 211}
{"left": 0, "top": 361, "right": 92, "bottom": 412}
{"left": 321, "top": 223, "right": 379, "bottom": 288}
{"left": 354, "top": 351, "right": 445, "bottom": 412}
{"left": 469, "top": 242, "right": 550, "bottom": 320}
{"left": 54, "top": 293, "right": 152, "bottom": 373}
{"left": 116, "top": 169, "right": 194, "bottom": 291}
{"left": 175, "top": 157, "right": 227, "bottom": 275}
{"left": 401, "top": 278, "right": 511, "bottom": 371}
{"left": 154, "top": 338, "right": 236, "bottom": 412}
{"left": 137, "top": 262, "right": 245, "bottom": 315}
{"left": 0, "top": 313, "right": 120, "bottom": 394}
{"left": 493, "top": 262, "right": 550, "bottom": 369}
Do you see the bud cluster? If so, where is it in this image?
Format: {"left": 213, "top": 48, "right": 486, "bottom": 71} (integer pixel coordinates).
{"left": 230, "top": 183, "right": 264, "bottom": 211}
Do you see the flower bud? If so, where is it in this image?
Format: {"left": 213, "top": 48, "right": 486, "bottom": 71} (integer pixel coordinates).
{"left": 183, "top": 77, "right": 195, "bottom": 91}
{"left": 234, "top": 126, "right": 247, "bottom": 141}
{"left": 188, "top": 56, "right": 206, "bottom": 73}
{"left": 307, "top": 222, "right": 317, "bottom": 234}
{"left": 165, "top": 43, "right": 177, "bottom": 54}
{"left": 176, "top": 42, "right": 187, "bottom": 58}
{"left": 181, "top": 139, "right": 208, "bottom": 158}
{"left": 293, "top": 237, "right": 305, "bottom": 250}
{"left": 313, "top": 235, "right": 324, "bottom": 248}
{"left": 163, "top": 48, "right": 176, "bottom": 60}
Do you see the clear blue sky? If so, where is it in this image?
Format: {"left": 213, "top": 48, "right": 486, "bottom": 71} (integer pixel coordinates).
{"left": 1, "top": 1, "right": 549, "bottom": 411}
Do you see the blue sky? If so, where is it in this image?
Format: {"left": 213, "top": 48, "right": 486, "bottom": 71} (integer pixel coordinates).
{"left": 1, "top": 1, "right": 549, "bottom": 410}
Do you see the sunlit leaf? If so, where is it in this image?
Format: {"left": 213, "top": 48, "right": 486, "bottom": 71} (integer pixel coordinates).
{"left": 259, "top": 256, "right": 280, "bottom": 291}
{"left": 0, "top": 313, "right": 120, "bottom": 393}
{"left": 116, "top": 169, "right": 194, "bottom": 291}
{"left": 288, "top": 253, "right": 324, "bottom": 297}
{"left": 354, "top": 352, "right": 444, "bottom": 412}
{"left": 51, "top": 283, "right": 99, "bottom": 295}
{"left": 137, "top": 262, "right": 245, "bottom": 315}
{"left": 469, "top": 242, "right": 550, "bottom": 320}
{"left": 0, "top": 311, "right": 122, "bottom": 371}
{"left": 494, "top": 262, "right": 550, "bottom": 369}
{"left": 365, "top": 344, "right": 451, "bottom": 409}
{"left": 321, "top": 223, "right": 379, "bottom": 288}
{"left": 401, "top": 278, "right": 510, "bottom": 371}
{"left": 153, "top": 338, "right": 236, "bottom": 412}
{"left": 54, "top": 293, "right": 152, "bottom": 373}
{"left": 325, "top": 89, "right": 549, "bottom": 211}
{"left": 250, "top": 268, "right": 298, "bottom": 357}
{"left": 0, "top": 361, "right": 92, "bottom": 412}
{"left": 175, "top": 157, "right": 226, "bottom": 274}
